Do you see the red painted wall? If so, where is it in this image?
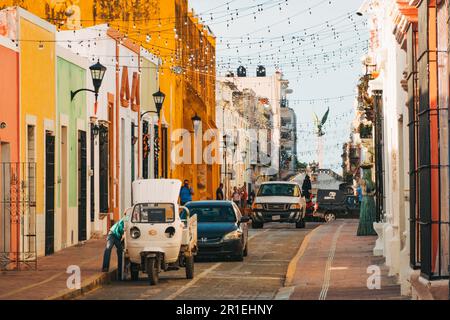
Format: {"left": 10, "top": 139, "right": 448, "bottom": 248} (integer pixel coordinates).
{"left": 0, "top": 43, "right": 19, "bottom": 162}
{"left": 0, "top": 42, "right": 20, "bottom": 260}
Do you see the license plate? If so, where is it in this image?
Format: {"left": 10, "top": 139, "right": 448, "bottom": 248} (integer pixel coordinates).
{"left": 272, "top": 215, "right": 281, "bottom": 221}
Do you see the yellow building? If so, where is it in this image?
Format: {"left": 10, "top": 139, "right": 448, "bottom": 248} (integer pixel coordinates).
{"left": 2, "top": 0, "right": 220, "bottom": 200}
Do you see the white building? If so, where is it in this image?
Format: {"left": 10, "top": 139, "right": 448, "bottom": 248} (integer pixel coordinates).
{"left": 218, "top": 69, "right": 285, "bottom": 178}
{"left": 216, "top": 80, "right": 250, "bottom": 198}
{"left": 362, "top": 0, "right": 413, "bottom": 297}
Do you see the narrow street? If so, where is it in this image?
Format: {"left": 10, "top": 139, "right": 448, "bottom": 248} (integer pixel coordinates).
{"left": 1, "top": 0, "right": 449, "bottom": 304}
{"left": 79, "top": 223, "right": 318, "bottom": 300}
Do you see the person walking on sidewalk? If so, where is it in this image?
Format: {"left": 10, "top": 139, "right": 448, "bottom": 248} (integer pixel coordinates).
{"left": 216, "top": 183, "right": 224, "bottom": 200}
{"left": 240, "top": 183, "right": 248, "bottom": 209}
{"left": 102, "top": 215, "right": 127, "bottom": 278}
{"left": 231, "top": 186, "right": 241, "bottom": 207}
{"left": 180, "top": 179, "right": 194, "bottom": 205}
{"left": 302, "top": 174, "right": 312, "bottom": 199}
{"left": 357, "top": 165, "right": 377, "bottom": 236}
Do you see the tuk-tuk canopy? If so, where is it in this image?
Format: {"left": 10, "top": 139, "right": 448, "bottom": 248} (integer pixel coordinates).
{"left": 132, "top": 179, "right": 182, "bottom": 205}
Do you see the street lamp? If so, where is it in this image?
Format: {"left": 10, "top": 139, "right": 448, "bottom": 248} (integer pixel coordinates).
{"left": 91, "top": 123, "right": 100, "bottom": 137}
{"left": 71, "top": 60, "right": 107, "bottom": 105}
{"left": 152, "top": 89, "right": 166, "bottom": 117}
{"left": 151, "top": 89, "right": 166, "bottom": 178}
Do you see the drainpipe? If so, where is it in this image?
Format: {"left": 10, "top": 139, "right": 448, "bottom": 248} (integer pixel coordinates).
{"left": 137, "top": 51, "right": 141, "bottom": 179}
{"left": 115, "top": 37, "right": 120, "bottom": 221}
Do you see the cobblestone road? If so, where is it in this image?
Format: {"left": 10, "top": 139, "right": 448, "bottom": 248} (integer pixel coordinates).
{"left": 79, "top": 222, "right": 318, "bottom": 300}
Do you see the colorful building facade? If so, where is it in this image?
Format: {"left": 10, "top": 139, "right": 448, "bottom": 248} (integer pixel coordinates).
{"left": 4, "top": 0, "right": 220, "bottom": 201}
{"left": 0, "top": 30, "right": 20, "bottom": 266}
{"left": 0, "top": 7, "right": 57, "bottom": 257}
{"left": 362, "top": 0, "right": 449, "bottom": 299}
{"left": 55, "top": 47, "right": 89, "bottom": 250}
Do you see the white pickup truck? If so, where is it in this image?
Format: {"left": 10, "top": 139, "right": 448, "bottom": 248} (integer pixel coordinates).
{"left": 251, "top": 181, "right": 307, "bottom": 229}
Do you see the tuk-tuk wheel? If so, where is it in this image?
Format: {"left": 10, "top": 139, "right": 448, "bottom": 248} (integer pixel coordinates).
{"left": 185, "top": 255, "right": 194, "bottom": 279}
{"left": 147, "top": 258, "right": 159, "bottom": 285}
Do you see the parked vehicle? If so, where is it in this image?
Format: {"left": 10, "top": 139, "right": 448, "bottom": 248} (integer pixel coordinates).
{"left": 251, "top": 181, "right": 306, "bottom": 229}
{"left": 313, "top": 189, "right": 360, "bottom": 222}
{"left": 185, "top": 201, "right": 249, "bottom": 261}
{"left": 123, "top": 179, "right": 198, "bottom": 285}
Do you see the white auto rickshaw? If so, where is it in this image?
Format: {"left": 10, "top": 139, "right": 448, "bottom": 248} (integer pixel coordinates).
{"left": 123, "top": 179, "right": 197, "bottom": 285}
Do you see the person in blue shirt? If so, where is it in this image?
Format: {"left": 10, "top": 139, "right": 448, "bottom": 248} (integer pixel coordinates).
{"left": 102, "top": 215, "right": 127, "bottom": 278}
{"left": 355, "top": 176, "right": 363, "bottom": 203}
{"left": 180, "top": 179, "right": 194, "bottom": 205}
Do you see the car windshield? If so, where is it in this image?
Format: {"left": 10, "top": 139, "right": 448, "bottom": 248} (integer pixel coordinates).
{"left": 132, "top": 203, "right": 175, "bottom": 223}
{"left": 257, "top": 184, "right": 300, "bottom": 197}
{"left": 186, "top": 205, "right": 236, "bottom": 223}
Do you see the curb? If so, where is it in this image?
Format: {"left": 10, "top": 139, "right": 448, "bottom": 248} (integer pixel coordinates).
{"left": 46, "top": 269, "right": 117, "bottom": 300}
{"left": 284, "top": 224, "right": 323, "bottom": 287}
{"left": 274, "top": 225, "right": 323, "bottom": 300}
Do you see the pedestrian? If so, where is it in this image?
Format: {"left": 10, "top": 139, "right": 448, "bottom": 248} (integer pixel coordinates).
{"left": 102, "top": 215, "right": 128, "bottom": 279}
{"left": 302, "top": 174, "right": 312, "bottom": 200}
{"left": 240, "top": 183, "right": 248, "bottom": 209}
{"left": 231, "top": 186, "right": 241, "bottom": 207}
{"left": 248, "top": 189, "right": 256, "bottom": 206}
{"left": 216, "top": 183, "right": 224, "bottom": 200}
{"left": 357, "top": 165, "right": 377, "bottom": 236}
{"left": 180, "top": 179, "right": 194, "bottom": 205}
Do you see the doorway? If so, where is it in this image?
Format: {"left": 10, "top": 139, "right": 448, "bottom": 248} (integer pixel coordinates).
{"left": 60, "top": 126, "right": 68, "bottom": 248}
{"left": 90, "top": 124, "right": 95, "bottom": 223}
{"left": 78, "top": 130, "right": 87, "bottom": 242}
{"left": 0, "top": 142, "right": 11, "bottom": 255}
{"left": 99, "top": 125, "right": 109, "bottom": 213}
{"left": 45, "top": 131, "right": 55, "bottom": 255}
{"left": 120, "top": 118, "right": 125, "bottom": 214}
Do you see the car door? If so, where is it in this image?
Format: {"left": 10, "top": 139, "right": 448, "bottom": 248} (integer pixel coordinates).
{"left": 232, "top": 203, "right": 248, "bottom": 246}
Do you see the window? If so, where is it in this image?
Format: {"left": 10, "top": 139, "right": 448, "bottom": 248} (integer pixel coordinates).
{"left": 186, "top": 205, "right": 237, "bottom": 223}
{"left": 257, "top": 184, "right": 300, "bottom": 197}
{"left": 131, "top": 203, "right": 174, "bottom": 223}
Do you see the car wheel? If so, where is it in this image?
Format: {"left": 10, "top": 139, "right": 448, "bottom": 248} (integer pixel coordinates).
{"left": 295, "top": 219, "right": 306, "bottom": 229}
{"left": 232, "top": 250, "right": 244, "bottom": 262}
{"left": 252, "top": 221, "right": 263, "bottom": 229}
{"left": 324, "top": 212, "right": 336, "bottom": 223}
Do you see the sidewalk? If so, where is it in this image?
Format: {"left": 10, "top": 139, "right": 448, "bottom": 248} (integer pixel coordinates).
{"left": 278, "top": 219, "right": 407, "bottom": 300}
{"left": 0, "top": 237, "right": 117, "bottom": 300}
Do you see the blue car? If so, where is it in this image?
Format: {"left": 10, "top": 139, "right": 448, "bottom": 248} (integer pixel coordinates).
{"left": 184, "top": 201, "right": 250, "bottom": 261}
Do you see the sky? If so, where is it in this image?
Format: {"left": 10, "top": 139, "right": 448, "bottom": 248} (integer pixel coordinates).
{"left": 189, "top": 0, "right": 366, "bottom": 174}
